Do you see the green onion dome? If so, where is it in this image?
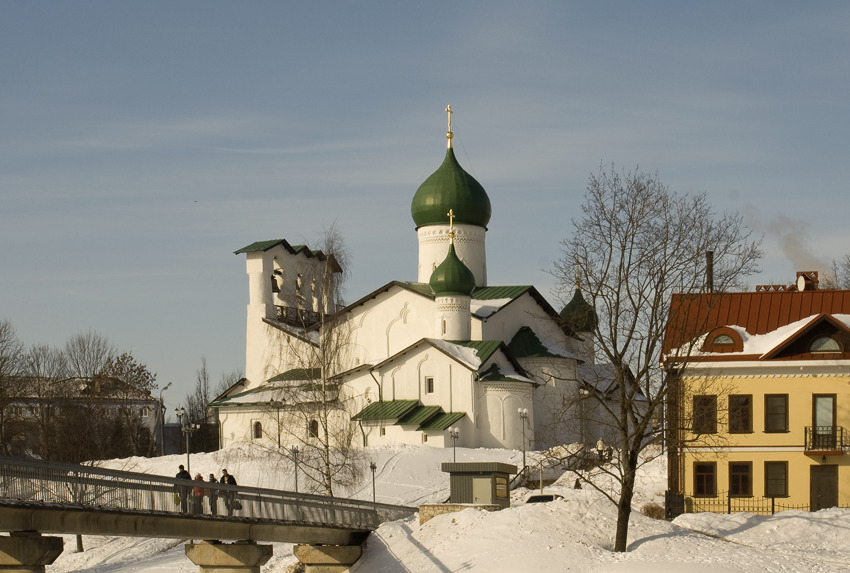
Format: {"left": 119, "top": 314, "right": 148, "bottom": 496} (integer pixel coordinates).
{"left": 412, "top": 148, "right": 492, "bottom": 229}
{"left": 429, "top": 244, "right": 476, "bottom": 296}
{"left": 559, "top": 289, "right": 598, "bottom": 333}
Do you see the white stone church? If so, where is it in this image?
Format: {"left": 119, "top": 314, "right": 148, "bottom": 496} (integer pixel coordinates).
{"left": 211, "top": 114, "right": 616, "bottom": 455}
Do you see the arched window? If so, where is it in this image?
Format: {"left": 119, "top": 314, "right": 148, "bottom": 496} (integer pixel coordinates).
{"left": 702, "top": 327, "right": 743, "bottom": 353}
{"left": 308, "top": 419, "right": 319, "bottom": 438}
{"left": 252, "top": 421, "right": 263, "bottom": 439}
{"left": 811, "top": 336, "right": 840, "bottom": 353}
{"left": 712, "top": 334, "right": 734, "bottom": 345}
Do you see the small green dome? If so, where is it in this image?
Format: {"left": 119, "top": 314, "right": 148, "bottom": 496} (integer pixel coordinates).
{"left": 411, "top": 148, "right": 492, "bottom": 229}
{"left": 429, "top": 244, "right": 476, "bottom": 296}
{"left": 560, "top": 289, "right": 598, "bottom": 333}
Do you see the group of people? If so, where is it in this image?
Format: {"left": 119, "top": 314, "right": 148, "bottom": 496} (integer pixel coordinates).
{"left": 174, "top": 465, "right": 238, "bottom": 516}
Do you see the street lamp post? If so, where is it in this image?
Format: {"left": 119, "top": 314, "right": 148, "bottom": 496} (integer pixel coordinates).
{"left": 158, "top": 382, "right": 172, "bottom": 456}
{"left": 291, "top": 446, "right": 299, "bottom": 493}
{"left": 448, "top": 427, "right": 460, "bottom": 462}
{"left": 518, "top": 408, "right": 529, "bottom": 476}
{"left": 370, "top": 461, "right": 377, "bottom": 503}
{"left": 175, "top": 407, "right": 199, "bottom": 474}
{"left": 579, "top": 388, "right": 590, "bottom": 447}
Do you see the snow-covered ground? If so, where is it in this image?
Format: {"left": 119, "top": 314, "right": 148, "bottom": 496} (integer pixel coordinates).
{"left": 44, "top": 445, "right": 849, "bottom": 572}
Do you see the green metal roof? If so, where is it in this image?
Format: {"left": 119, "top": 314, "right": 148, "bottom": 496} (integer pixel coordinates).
{"left": 403, "top": 282, "right": 436, "bottom": 298}
{"left": 411, "top": 148, "right": 492, "bottom": 229}
{"left": 207, "top": 384, "right": 276, "bottom": 408}
{"left": 235, "top": 239, "right": 286, "bottom": 254}
{"left": 234, "top": 240, "right": 342, "bottom": 272}
{"left": 560, "top": 288, "right": 598, "bottom": 333}
{"left": 267, "top": 368, "right": 321, "bottom": 382}
{"left": 471, "top": 285, "right": 532, "bottom": 300}
{"left": 351, "top": 399, "right": 418, "bottom": 422}
{"left": 478, "top": 363, "right": 526, "bottom": 383}
{"left": 430, "top": 244, "right": 476, "bottom": 296}
{"left": 418, "top": 411, "right": 466, "bottom": 431}
{"left": 448, "top": 340, "right": 502, "bottom": 363}
{"left": 395, "top": 405, "right": 443, "bottom": 426}
{"left": 507, "top": 326, "right": 565, "bottom": 359}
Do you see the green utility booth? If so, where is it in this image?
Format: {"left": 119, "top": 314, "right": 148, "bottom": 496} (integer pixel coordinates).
{"left": 441, "top": 462, "right": 517, "bottom": 508}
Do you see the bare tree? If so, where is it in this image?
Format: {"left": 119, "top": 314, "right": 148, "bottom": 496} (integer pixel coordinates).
{"left": 216, "top": 368, "right": 243, "bottom": 397}
{"left": 65, "top": 330, "right": 115, "bottom": 379}
{"left": 0, "top": 320, "right": 24, "bottom": 455}
{"left": 823, "top": 254, "right": 850, "bottom": 289}
{"left": 20, "top": 343, "right": 69, "bottom": 459}
{"left": 186, "top": 355, "right": 211, "bottom": 425}
{"left": 98, "top": 352, "right": 158, "bottom": 456}
{"left": 553, "top": 165, "right": 762, "bottom": 552}
{"left": 266, "top": 224, "right": 364, "bottom": 496}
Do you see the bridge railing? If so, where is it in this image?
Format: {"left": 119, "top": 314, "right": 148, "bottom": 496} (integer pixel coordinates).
{"left": 0, "top": 456, "right": 415, "bottom": 530}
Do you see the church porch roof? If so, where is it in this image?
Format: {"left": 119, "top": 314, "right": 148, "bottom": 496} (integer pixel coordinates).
{"left": 351, "top": 399, "right": 419, "bottom": 422}
{"left": 417, "top": 411, "right": 466, "bottom": 431}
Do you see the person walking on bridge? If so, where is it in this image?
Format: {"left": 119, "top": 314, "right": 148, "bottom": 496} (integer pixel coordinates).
{"left": 207, "top": 473, "right": 219, "bottom": 516}
{"left": 221, "top": 468, "right": 238, "bottom": 516}
{"left": 174, "top": 465, "right": 191, "bottom": 513}
{"left": 191, "top": 473, "right": 206, "bottom": 514}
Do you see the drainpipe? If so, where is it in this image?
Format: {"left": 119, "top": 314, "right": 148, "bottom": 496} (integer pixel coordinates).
{"left": 369, "top": 367, "right": 383, "bottom": 402}
{"left": 359, "top": 420, "right": 367, "bottom": 447}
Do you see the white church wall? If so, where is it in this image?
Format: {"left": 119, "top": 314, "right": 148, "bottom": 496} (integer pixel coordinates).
{"left": 346, "top": 287, "right": 434, "bottom": 364}
{"left": 368, "top": 345, "right": 476, "bottom": 413}
{"left": 417, "top": 223, "right": 486, "bottom": 286}
{"left": 245, "top": 321, "right": 317, "bottom": 390}
{"left": 479, "top": 294, "right": 570, "bottom": 353}
{"left": 475, "top": 382, "right": 534, "bottom": 449}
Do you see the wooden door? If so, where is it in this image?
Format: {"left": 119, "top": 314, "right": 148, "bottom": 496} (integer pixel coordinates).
{"left": 810, "top": 465, "right": 838, "bottom": 511}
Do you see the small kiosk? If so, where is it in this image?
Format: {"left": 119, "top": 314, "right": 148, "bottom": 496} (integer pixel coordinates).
{"left": 441, "top": 462, "right": 517, "bottom": 509}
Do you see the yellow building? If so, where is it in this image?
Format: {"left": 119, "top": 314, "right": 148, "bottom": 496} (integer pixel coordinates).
{"left": 664, "top": 271, "right": 849, "bottom": 514}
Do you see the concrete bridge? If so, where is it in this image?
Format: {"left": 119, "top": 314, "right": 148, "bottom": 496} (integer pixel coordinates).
{"left": 0, "top": 456, "right": 416, "bottom": 572}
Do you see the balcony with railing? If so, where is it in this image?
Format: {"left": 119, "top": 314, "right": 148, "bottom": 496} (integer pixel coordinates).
{"left": 275, "top": 305, "right": 322, "bottom": 328}
{"left": 804, "top": 426, "right": 846, "bottom": 456}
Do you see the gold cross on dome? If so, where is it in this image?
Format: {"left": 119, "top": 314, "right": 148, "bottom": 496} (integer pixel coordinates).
{"left": 445, "top": 104, "right": 453, "bottom": 149}
{"left": 447, "top": 208, "right": 455, "bottom": 243}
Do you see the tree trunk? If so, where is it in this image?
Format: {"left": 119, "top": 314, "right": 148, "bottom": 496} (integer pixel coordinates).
{"left": 614, "top": 453, "right": 637, "bottom": 552}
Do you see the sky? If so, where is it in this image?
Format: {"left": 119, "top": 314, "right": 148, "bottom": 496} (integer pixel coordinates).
{"left": 3, "top": 2, "right": 850, "bottom": 410}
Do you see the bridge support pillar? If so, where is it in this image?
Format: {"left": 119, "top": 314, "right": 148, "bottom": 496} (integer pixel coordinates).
{"left": 185, "top": 540, "right": 272, "bottom": 573}
{"left": 0, "top": 532, "right": 63, "bottom": 573}
{"left": 293, "top": 544, "right": 362, "bottom": 573}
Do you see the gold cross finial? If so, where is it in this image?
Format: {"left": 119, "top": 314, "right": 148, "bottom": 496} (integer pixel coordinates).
{"left": 447, "top": 208, "right": 455, "bottom": 243}
{"left": 445, "top": 105, "right": 453, "bottom": 149}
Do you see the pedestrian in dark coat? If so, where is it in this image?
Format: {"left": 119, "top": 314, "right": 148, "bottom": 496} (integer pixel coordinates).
{"left": 221, "top": 468, "right": 238, "bottom": 516}
{"left": 174, "top": 465, "right": 191, "bottom": 513}
{"left": 207, "top": 473, "right": 219, "bottom": 516}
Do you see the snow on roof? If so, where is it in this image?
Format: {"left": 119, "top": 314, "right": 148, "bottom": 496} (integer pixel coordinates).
{"left": 685, "top": 313, "right": 850, "bottom": 358}
{"left": 429, "top": 339, "right": 483, "bottom": 369}
{"left": 212, "top": 384, "right": 286, "bottom": 406}
{"left": 471, "top": 297, "right": 513, "bottom": 318}
{"left": 536, "top": 332, "right": 581, "bottom": 361}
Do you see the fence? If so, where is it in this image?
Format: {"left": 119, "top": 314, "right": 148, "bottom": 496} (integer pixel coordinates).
{"left": 0, "top": 456, "right": 415, "bottom": 531}
{"left": 665, "top": 490, "right": 847, "bottom": 518}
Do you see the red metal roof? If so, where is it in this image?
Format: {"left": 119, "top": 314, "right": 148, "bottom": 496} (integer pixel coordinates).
{"left": 663, "top": 288, "right": 850, "bottom": 354}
